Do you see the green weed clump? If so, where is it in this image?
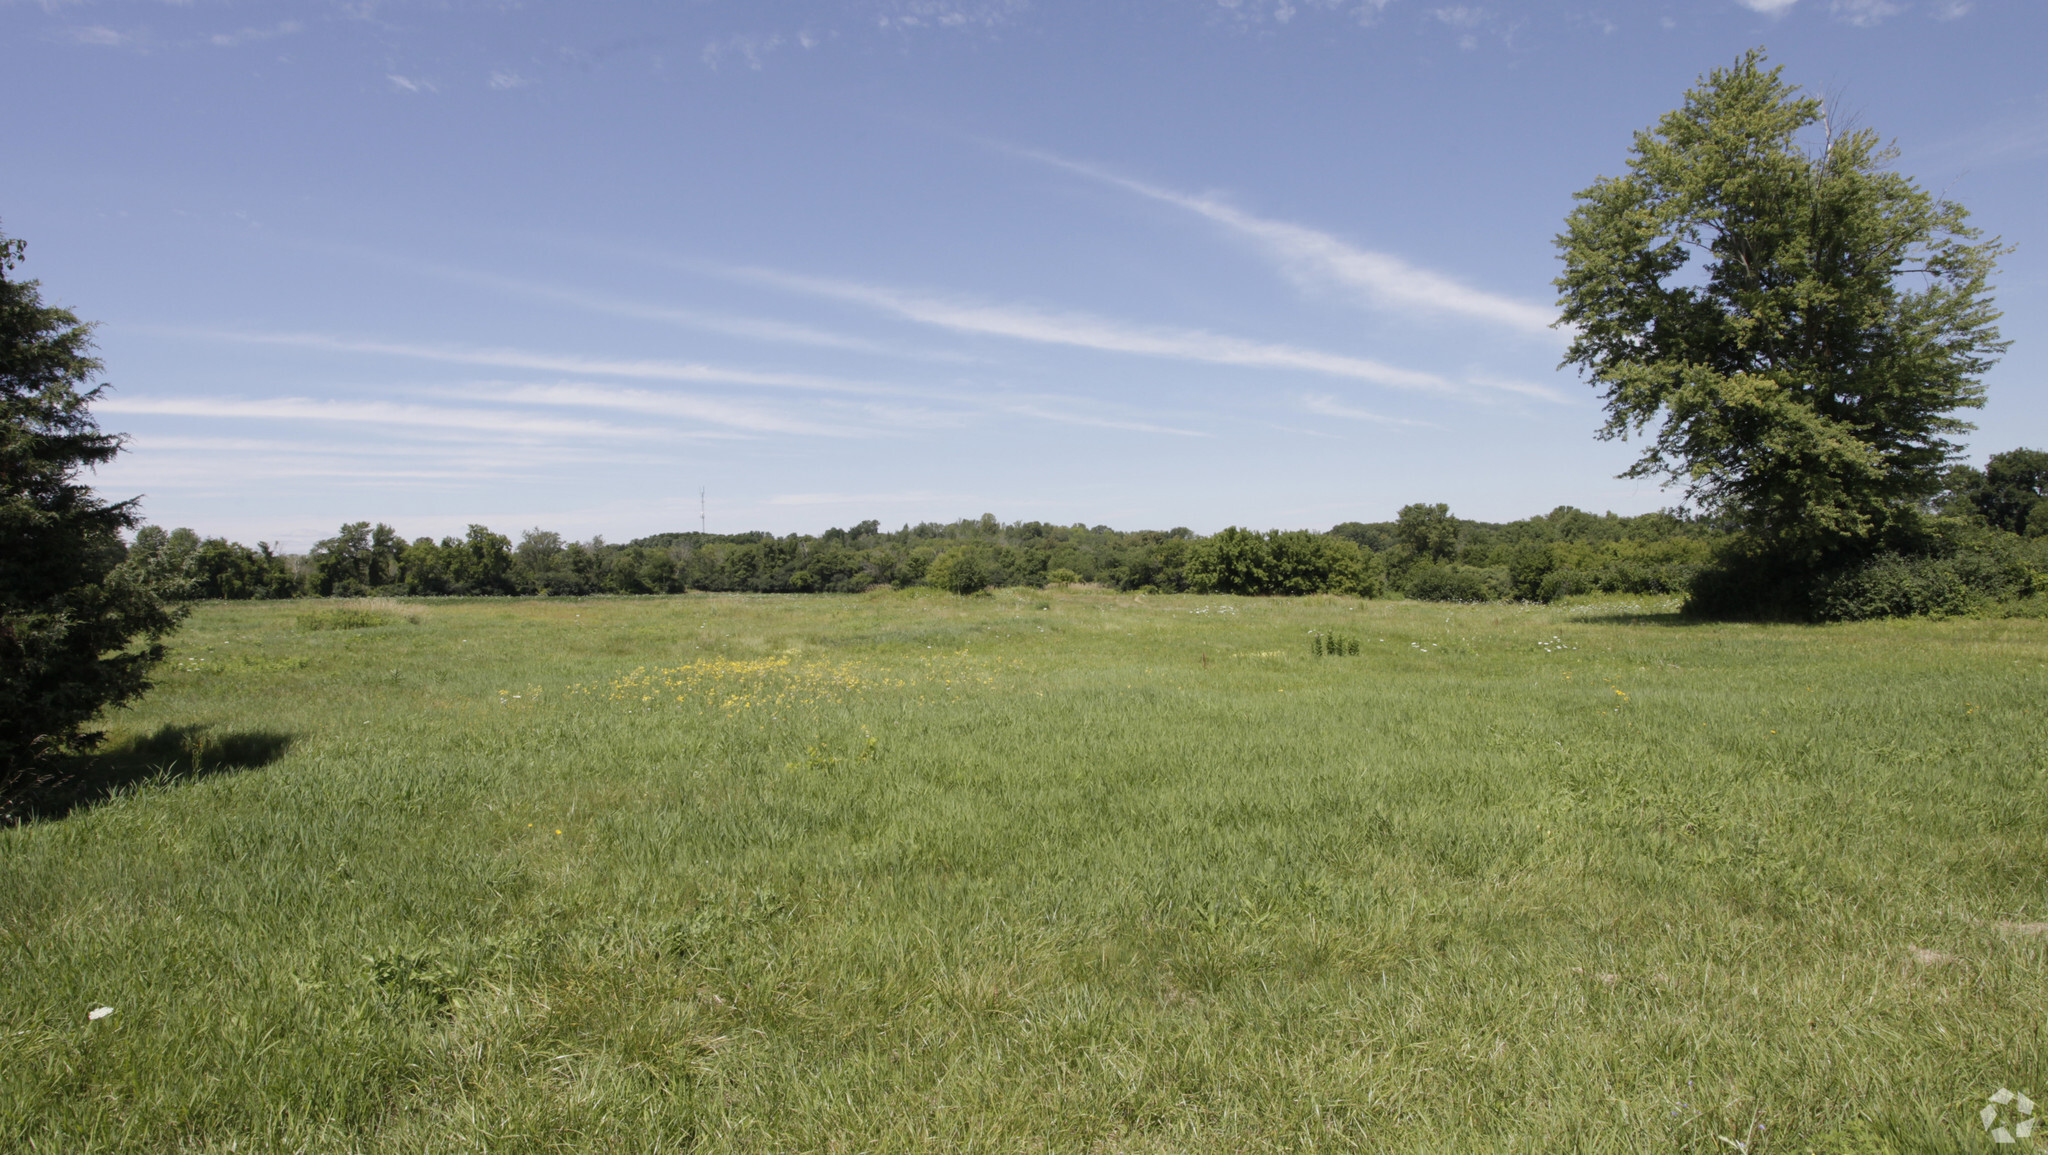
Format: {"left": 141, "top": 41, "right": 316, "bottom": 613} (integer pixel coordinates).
{"left": 296, "top": 600, "right": 417, "bottom": 631}
{"left": 1307, "top": 630, "right": 1360, "bottom": 656}
{"left": 296, "top": 608, "right": 393, "bottom": 631}
{"left": 2, "top": 591, "right": 2044, "bottom": 1152}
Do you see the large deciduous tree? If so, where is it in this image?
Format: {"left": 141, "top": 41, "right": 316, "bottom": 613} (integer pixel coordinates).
{"left": 1, "top": 225, "right": 180, "bottom": 793}
{"left": 1555, "top": 50, "right": 2007, "bottom": 608}
{"left": 1973, "top": 449, "right": 2048, "bottom": 537}
{"left": 1393, "top": 503, "right": 1458, "bottom": 562}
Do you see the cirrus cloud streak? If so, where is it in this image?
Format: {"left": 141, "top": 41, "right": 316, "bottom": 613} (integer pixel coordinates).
{"left": 729, "top": 267, "right": 1462, "bottom": 394}
{"left": 1021, "top": 150, "right": 1560, "bottom": 337}
{"left": 94, "top": 395, "right": 713, "bottom": 442}
{"left": 165, "top": 329, "right": 918, "bottom": 397}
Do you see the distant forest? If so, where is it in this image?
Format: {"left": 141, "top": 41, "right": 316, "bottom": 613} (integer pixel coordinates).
{"left": 116, "top": 454, "right": 2046, "bottom": 617}
{"left": 120, "top": 504, "right": 1722, "bottom": 604}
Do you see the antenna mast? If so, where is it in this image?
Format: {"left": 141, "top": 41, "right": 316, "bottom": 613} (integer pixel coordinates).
{"left": 700, "top": 488, "right": 706, "bottom": 535}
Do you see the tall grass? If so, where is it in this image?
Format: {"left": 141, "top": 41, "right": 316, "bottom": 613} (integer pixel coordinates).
{"left": 2, "top": 589, "right": 2043, "bottom": 1152}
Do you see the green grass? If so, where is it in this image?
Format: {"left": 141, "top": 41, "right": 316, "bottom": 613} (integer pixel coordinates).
{"left": 4, "top": 589, "right": 2046, "bottom": 1152}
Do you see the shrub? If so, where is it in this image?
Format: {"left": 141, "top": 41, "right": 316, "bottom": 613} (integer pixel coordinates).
{"left": 1044, "top": 567, "right": 1083, "bottom": 585}
{"left": 926, "top": 548, "right": 990, "bottom": 595}
{"left": 1404, "top": 563, "right": 1512, "bottom": 603}
{"left": 1688, "top": 521, "right": 2045, "bottom": 621}
{"left": 1185, "top": 528, "right": 1381, "bottom": 597}
{"left": 1810, "top": 554, "right": 1976, "bottom": 622}
{"left": 1535, "top": 568, "right": 1594, "bottom": 603}
{"left": 1266, "top": 531, "right": 1382, "bottom": 597}
{"left": 1534, "top": 561, "right": 1700, "bottom": 602}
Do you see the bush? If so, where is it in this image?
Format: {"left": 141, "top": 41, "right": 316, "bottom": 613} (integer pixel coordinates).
{"left": 1044, "top": 567, "right": 1083, "bottom": 585}
{"left": 1686, "top": 517, "right": 2046, "bottom": 621}
{"left": 1535, "top": 568, "right": 1594, "bottom": 603}
{"left": 1184, "top": 528, "right": 1381, "bottom": 597}
{"left": 1810, "top": 554, "right": 1976, "bottom": 622}
{"left": 926, "top": 548, "right": 990, "bottom": 595}
{"left": 1533, "top": 561, "right": 1699, "bottom": 602}
{"left": 1404, "top": 563, "right": 1512, "bottom": 602}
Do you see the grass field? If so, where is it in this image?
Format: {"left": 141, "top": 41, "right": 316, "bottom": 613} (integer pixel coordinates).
{"left": 4, "top": 589, "right": 2046, "bottom": 1152}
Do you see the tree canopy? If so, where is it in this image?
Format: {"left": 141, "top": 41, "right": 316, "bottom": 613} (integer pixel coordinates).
{"left": 1555, "top": 49, "right": 2008, "bottom": 578}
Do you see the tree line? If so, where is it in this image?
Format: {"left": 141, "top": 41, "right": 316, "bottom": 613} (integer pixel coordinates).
{"left": 116, "top": 456, "right": 2047, "bottom": 611}
{"left": 112, "top": 504, "right": 1705, "bottom": 601}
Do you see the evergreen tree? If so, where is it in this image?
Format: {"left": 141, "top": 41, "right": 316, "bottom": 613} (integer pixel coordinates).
{"left": 1, "top": 225, "right": 181, "bottom": 792}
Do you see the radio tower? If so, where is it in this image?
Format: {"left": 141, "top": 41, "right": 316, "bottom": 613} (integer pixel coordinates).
{"left": 700, "top": 488, "right": 706, "bottom": 535}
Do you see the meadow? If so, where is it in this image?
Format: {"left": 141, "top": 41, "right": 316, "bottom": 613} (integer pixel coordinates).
{"left": 2, "top": 589, "right": 2045, "bottom": 1153}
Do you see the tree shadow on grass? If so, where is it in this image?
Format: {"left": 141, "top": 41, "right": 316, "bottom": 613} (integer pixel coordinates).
{"left": 3, "top": 724, "right": 297, "bottom": 825}
{"left": 1564, "top": 610, "right": 1715, "bottom": 628}
{"left": 1562, "top": 606, "right": 1833, "bottom": 629}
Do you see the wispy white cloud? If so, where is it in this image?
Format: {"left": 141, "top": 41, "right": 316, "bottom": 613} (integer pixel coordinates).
{"left": 1298, "top": 393, "right": 1438, "bottom": 428}
{"left": 1209, "top": 0, "right": 1393, "bottom": 29}
{"left": 211, "top": 21, "right": 301, "bottom": 48}
{"left": 731, "top": 267, "right": 1462, "bottom": 395}
{"left": 151, "top": 327, "right": 1209, "bottom": 433}
{"left": 103, "top": 435, "right": 664, "bottom": 492}
{"left": 1735, "top": 0, "right": 1799, "bottom": 13}
{"left": 487, "top": 70, "right": 532, "bottom": 90}
{"left": 702, "top": 32, "right": 784, "bottom": 70}
{"left": 1429, "top": 4, "right": 1488, "bottom": 47}
{"left": 453, "top": 382, "right": 861, "bottom": 437}
{"left": 463, "top": 380, "right": 1202, "bottom": 438}
{"left": 1255, "top": 421, "right": 1346, "bottom": 441}
{"left": 169, "top": 329, "right": 915, "bottom": 396}
{"left": 991, "top": 403, "right": 1209, "bottom": 437}
{"left": 138, "top": 327, "right": 1211, "bottom": 437}
{"left": 840, "top": 401, "right": 974, "bottom": 431}
{"left": 874, "top": 0, "right": 1029, "bottom": 31}
{"left": 1461, "top": 371, "right": 1571, "bottom": 405}
{"left": 64, "top": 25, "right": 148, "bottom": 48}
{"left": 107, "top": 455, "right": 522, "bottom": 486}
{"left": 402, "top": 261, "right": 958, "bottom": 359}
{"left": 1830, "top": 0, "right": 1902, "bottom": 23}
{"left": 95, "top": 395, "right": 692, "bottom": 442}
{"left": 126, "top": 434, "right": 606, "bottom": 462}
{"left": 387, "top": 74, "right": 436, "bottom": 94}
{"left": 767, "top": 490, "right": 967, "bottom": 506}
{"left": 1022, "top": 151, "right": 1558, "bottom": 336}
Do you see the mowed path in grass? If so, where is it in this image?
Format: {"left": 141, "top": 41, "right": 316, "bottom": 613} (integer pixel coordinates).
{"left": 3, "top": 590, "right": 2045, "bottom": 1152}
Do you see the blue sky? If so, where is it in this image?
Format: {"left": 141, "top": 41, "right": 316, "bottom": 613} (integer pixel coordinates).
{"left": 5, "top": 0, "right": 2043, "bottom": 548}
